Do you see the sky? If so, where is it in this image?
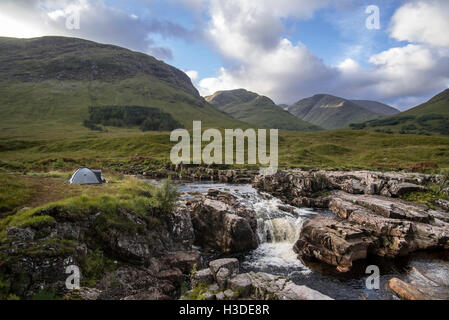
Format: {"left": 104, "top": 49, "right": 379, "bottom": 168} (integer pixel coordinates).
{"left": 0, "top": 0, "right": 449, "bottom": 110}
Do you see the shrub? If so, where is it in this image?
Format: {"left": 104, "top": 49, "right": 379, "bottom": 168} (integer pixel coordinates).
{"left": 153, "top": 179, "right": 179, "bottom": 213}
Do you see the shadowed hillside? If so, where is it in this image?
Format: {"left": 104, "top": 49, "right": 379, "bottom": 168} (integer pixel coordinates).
{"left": 0, "top": 36, "right": 246, "bottom": 138}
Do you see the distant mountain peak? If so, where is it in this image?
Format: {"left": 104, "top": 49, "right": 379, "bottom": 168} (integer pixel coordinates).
{"left": 287, "top": 94, "right": 385, "bottom": 130}
{"left": 206, "top": 89, "right": 322, "bottom": 131}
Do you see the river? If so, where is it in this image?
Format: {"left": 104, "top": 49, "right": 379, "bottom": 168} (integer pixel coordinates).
{"left": 146, "top": 179, "right": 449, "bottom": 300}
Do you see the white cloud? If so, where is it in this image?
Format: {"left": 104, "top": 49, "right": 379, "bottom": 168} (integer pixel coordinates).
{"left": 185, "top": 70, "right": 199, "bottom": 81}
{"left": 390, "top": 0, "right": 449, "bottom": 47}
{"left": 198, "top": 0, "right": 449, "bottom": 109}
{"left": 0, "top": 0, "right": 191, "bottom": 60}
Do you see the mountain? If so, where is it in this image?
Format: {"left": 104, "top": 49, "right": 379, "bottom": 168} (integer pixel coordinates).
{"left": 205, "top": 89, "right": 322, "bottom": 131}
{"left": 350, "top": 100, "right": 399, "bottom": 116}
{"left": 353, "top": 89, "right": 449, "bottom": 135}
{"left": 0, "top": 36, "right": 245, "bottom": 138}
{"left": 287, "top": 94, "right": 383, "bottom": 130}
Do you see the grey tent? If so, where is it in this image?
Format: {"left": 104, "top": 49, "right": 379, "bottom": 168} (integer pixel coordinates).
{"left": 69, "top": 168, "right": 106, "bottom": 185}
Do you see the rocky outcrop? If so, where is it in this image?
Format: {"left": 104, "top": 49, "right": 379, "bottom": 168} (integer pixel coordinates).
{"left": 254, "top": 170, "right": 449, "bottom": 272}
{"left": 295, "top": 191, "right": 449, "bottom": 271}
{"left": 293, "top": 215, "right": 376, "bottom": 272}
{"left": 186, "top": 190, "right": 259, "bottom": 253}
{"left": 253, "top": 170, "right": 447, "bottom": 203}
{"left": 185, "top": 258, "right": 333, "bottom": 300}
{"left": 141, "top": 164, "right": 258, "bottom": 184}
{"left": 0, "top": 203, "right": 198, "bottom": 300}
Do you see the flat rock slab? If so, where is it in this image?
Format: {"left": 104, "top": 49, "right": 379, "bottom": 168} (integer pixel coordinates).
{"left": 296, "top": 192, "right": 449, "bottom": 271}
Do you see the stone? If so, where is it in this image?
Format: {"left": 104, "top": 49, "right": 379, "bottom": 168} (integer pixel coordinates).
{"left": 224, "top": 289, "right": 235, "bottom": 299}
{"left": 161, "top": 251, "right": 201, "bottom": 274}
{"left": 188, "top": 192, "right": 258, "bottom": 253}
{"left": 437, "top": 199, "right": 449, "bottom": 212}
{"left": 296, "top": 191, "right": 449, "bottom": 271}
{"left": 65, "top": 287, "right": 102, "bottom": 300}
{"left": 215, "top": 291, "right": 225, "bottom": 300}
{"left": 6, "top": 227, "right": 35, "bottom": 242}
{"left": 156, "top": 268, "right": 183, "bottom": 283}
{"left": 388, "top": 278, "right": 430, "bottom": 300}
{"left": 227, "top": 273, "right": 252, "bottom": 298}
{"left": 204, "top": 292, "right": 216, "bottom": 300}
{"left": 389, "top": 183, "right": 425, "bottom": 197}
{"left": 209, "top": 258, "right": 240, "bottom": 276}
{"left": 276, "top": 282, "right": 333, "bottom": 300}
{"left": 191, "top": 268, "right": 214, "bottom": 288}
{"left": 216, "top": 267, "right": 232, "bottom": 289}
{"left": 294, "top": 215, "right": 375, "bottom": 271}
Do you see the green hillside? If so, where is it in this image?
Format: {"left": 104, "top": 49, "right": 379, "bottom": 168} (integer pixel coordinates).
{"left": 205, "top": 89, "right": 322, "bottom": 131}
{"left": 350, "top": 100, "right": 399, "bottom": 116}
{"left": 352, "top": 89, "right": 449, "bottom": 135}
{"left": 0, "top": 36, "right": 246, "bottom": 139}
{"left": 287, "top": 94, "right": 383, "bottom": 130}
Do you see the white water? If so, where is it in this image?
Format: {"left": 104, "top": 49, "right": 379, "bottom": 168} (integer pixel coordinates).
{"left": 145, "top": 180, "right": 445, "bottom": 300}
{"left": 176, "top": 182, "right": 320, "bottom": 272}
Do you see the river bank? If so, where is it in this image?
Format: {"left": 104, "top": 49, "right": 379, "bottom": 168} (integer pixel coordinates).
{"left": 0, "top": 169, "right": 448, "bottom": 300}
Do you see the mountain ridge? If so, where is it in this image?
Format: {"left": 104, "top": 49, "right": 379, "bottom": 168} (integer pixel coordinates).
{"left": 0, "top": 36, "right": 246, "bottom": 138}
{"left": 287, "top": 94, "right": 384, "bottom": 130}
{"left": 205, "top": 89, "right": 322, "bottom": 131}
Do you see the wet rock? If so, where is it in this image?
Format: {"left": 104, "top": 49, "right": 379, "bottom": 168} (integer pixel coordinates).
{"left": 294, "top": 215, "right": 375, "bottom": 272}
{"left": 388, "top": 278, "right": 430, "bottom": 300}
{"left": 187, "top": 192, "right": 258, "bottom": 253}
{"left": 389, "top": 183, "right": 425, "bottom": 197}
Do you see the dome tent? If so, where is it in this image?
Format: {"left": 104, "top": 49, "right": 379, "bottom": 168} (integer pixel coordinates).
{"left": 69, "top": 168, "right": 106, "bottom": 185}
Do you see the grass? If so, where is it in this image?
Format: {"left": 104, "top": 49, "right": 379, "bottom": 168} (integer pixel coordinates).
{"left": 0, "top": 128, "right": 448, "bottom": 174}
{"left": 0, "top": 174, "right": 33, "bottom": 214}
{"left": 354, "top": 89, "right": 449, "bottom": 135}
{"left": 0, "top": 174, "right": 175, "bottom": 242}
{"left": 183, "top": 283, "right": 209, "bottom": 300}
{"left": 0, "top": 174, "right": 180, "bottom": 298}
{"left": 79, "top": 249, "right": 118, "bottom": 287}
{"left": 403, "top": 184, "right": 449, "bottom": 209}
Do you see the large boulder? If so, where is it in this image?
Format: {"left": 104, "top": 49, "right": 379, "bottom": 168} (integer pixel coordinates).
{"left": 294, "top": 215, "right": 376, "bottom": 272}
{"left": 187, "top": 191, "right": 258, "bottom": 253}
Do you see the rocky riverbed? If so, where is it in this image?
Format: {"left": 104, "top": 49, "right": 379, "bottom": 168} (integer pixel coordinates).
{"left": 1, "top": 169, "right": 448, "bottom": 300}
{"left": 253, "top": 170, "right": 449, "bottom": 272}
